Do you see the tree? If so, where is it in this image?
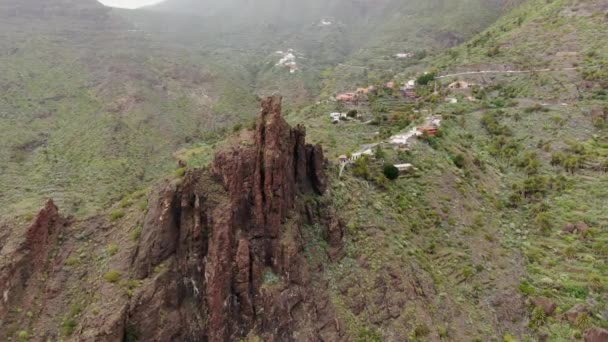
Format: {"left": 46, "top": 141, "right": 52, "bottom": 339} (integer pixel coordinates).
{"left": 383, "top": 164, "right": 399, "bottom": 180}
{"left": 353, "top": 156, "right": 371, "bottom": 179}
{"left": 416, "top": 72, "right": 436, "bottom": 86}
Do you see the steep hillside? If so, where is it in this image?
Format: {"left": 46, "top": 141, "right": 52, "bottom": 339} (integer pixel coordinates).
{"left": 2, "top": 0, "right": 607, "bottom": 341}
{"left": 0, "top": 97, "right": 345, "bottom": 341}
{"left": 277, "top": 0, "right": 608, "bottom": 340}
{"left": 0, "top": 0, "right": 516, "bottom": 221}
{"left": 0, "top": 0, "right": 259, "bottom": 219}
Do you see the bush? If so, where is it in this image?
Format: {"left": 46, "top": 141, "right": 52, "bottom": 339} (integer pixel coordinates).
{"left": 61, "top": 318, "right": 77, "bottom": 336}
{"left": 110, "top": 209, "right": 125, "bottom": 222}
{"left": 383, "top": 164, "right": 400, "bottom": 180}
{"left": 175, "top": 167, "right": 187, "bottom": 177}
{"left": 414, "top": 324, "right": 430, "bottom": 337}
{"left": 352, "top": 156, "right": 371, "bottom": 180}
{"left": 65, "top": 257, "right": 80, "bottom": 266}
{"left": 104, "top": 270, "right": 122, "bottom": 283}
{"left": 17, "top": 331, "right": 29, "bottom": 341}
{"left": 519, "top": 281, "right": 535, "bottom": 296}
{"left": 131, "top": 226, "right": 142, "bottom": 241}
{"left": 451, "top": 154, "right": 466, "bottom": 168}
{"left": 416, "top": 72, "right": 436, "bottom": 86}
{"left": 534, "top": 212, "right": 552, "bottom": 234}
{"left": 106, "top": 243, "right": 119, "bottom": 256}
{"left": 529, "top": 306, "right": 546, "bottom": 328}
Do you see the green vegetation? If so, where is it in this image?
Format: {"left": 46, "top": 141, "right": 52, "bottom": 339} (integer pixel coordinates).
{"left": 17, "top": 330, "right": 28, "bottom": 341}
{"left": 109, "top": 209, "right": 125, "bottom": 222}
{"left": 106, "top": 243, "right": 119, "bottom": 256}
{"left": 104, "top": 270, "right": 122, "bottom": 284}
{"left": 131, "top": 226, "right": 143, "bottom": 241}
{"left": 382, "top": 164, "right": 399, "bottom": 180}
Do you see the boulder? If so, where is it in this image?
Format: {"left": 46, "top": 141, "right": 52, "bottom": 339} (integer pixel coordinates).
{"left": 564, "top": 304, "right": 589, "bottom": 324}
{"left": 563, "top": 223, "right": 576, "bottom": 234}
{"left": 575, "top": 221, "right": 589, "bottom": 235}
{"left": 531, "top": 297, "right": 557, "bottom": 316}
{"left": 585, "top": 327, "right": 608, "bottom": 342}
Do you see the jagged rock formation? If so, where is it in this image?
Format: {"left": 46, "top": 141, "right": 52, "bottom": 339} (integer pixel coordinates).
{"left": 0, "top": 200, "right": 67, "bottom": 321}
{"left": 126, "top": 96, "right": 343, "bottom": 341}
{"left": 0, "top": 96, "right": 343, "bottom": 341}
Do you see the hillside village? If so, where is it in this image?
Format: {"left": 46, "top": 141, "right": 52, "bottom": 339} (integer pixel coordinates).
{"left": 1, "top": 0, "right": 608, "bottom": 341}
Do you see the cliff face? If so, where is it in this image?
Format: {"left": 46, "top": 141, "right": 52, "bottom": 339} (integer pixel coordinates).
{"left": 0, "top": 96, "right": 343, "bottom": 341}
{"left": 0, "top": 200, "right": 67, "bottom": 320}
{"left": 127, "top": 96, "right": 343, "bottom": 341}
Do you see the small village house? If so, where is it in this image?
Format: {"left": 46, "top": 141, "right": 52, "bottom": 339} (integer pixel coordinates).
{"left": 330, "top": 112, "right": 348, "bottom": 124}
{"left": 448, "top": 81, "right": 472, "bottom": 89}
{"left": 404, "top": 79, "right": 416, "bottom": 90}
{"left": 394, "top": 52, "right": 414, "bottom": 59}
{"left": 394, "top": 163, "right": 414, "bottom": 175}
{"left": 417, "top": 125, "right": 438, "bottom": 137}
{"left": 350, "top": 148, "right": 374, "bottom": 161}
{"left": 336, "top": 93, "right": 356, "bottom": 102}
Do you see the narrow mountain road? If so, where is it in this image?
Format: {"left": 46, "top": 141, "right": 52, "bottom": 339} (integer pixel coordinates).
{"left": 437, "top": 67, "right": 579, "bottom": 79}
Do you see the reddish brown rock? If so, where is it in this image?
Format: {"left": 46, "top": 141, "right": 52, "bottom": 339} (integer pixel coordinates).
{"left": 575, "top": 221, "right": 589, "bottom": 235}
{"left": 564, "top": 304, "right": 589, "bottom": 324}
{"left": 585, "top": 327, "right": 608, "bottom": 342}
{"left": 0, "top": 199, "right": 66, "bottom": 319}
{"left": 531, "top": 297, "right": 557, "bottom": 316}
{"left": 563, "top": 223, "right": 576, "bottom": 234}
{"left": 127, "top": 96, "right": 344, "bottom": 341}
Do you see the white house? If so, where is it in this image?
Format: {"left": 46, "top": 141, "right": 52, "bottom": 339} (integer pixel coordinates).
{"left": 351, "top": 148, "right": 374, "bottom": 161}
{"left": 395, "top": 52, "right": 414, "bottom": 59}
{"left": 394, "top": 163, "right": 414, "bottom": 175}
{"left": 330, "top": 112, "right": 347, "bottom": 124}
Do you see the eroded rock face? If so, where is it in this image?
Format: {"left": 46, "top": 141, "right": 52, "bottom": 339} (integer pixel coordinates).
{"left": 0, "top": 200, "right": 66, "bottom": 320}
{"left": 128, "top": 96, "right": 343, "bottom": 341}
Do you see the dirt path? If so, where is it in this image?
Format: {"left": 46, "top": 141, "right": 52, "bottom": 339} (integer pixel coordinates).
{"left": 437, "top": 67, "right": 579, "bottom": 79}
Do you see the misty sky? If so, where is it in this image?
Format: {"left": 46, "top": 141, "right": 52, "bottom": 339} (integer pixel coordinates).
{"left": 98, "top": 0, "right": 165, "bottom": 9}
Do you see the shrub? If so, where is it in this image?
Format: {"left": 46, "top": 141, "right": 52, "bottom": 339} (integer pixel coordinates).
{"left": 519, "top": 281, "right": 535, "bottom": 296}
{"left": 106, "top": 243, "right": 119, "bottom": 256}
{"left": 119, "top": 198, "right": 133, "bottom": 208}
{"left": 357, "top": 327, "right": 382, "bottom": 342}
{"left": 65, "top": 257, "right": 80, "bottom": 266}
{"left": 414, "top": 324, "right": 430, "bottom": 337}
{"left": 17, "top": 330, "right": 29, "bottom": 341}
{"left": 232, "top": 123, "right": 242, "bottom": 132}
{"left": 529, "top": 306, "right": 546, "bottom": 328}
{"left": 416, "top": 72, "right": 436, "bottom": 86}
{"left": 104, "top": 270, "right": 121, "bottom": 283}
{"left": 487, "top": 45, "right": 500, "bottom": 57}
{"left": 61, "top": 317, "right": 77, "bottom": 336}
{"left": 534, "top": 212, "right": 552, "bottom": 234}
{"left": 352, "top": 156, "right": 371, "bottom": 179}
{"left": 383, "top": 164, "right": 399, "bottom": 180}
{"left": 110, "top": 209, "right": 125, "bottom": 222}
{"left": 175, "top": 167, "right": 187, "bottom": 177}
{"left": 451, "top": 154, "right": 466, "bottom": 168}
{"left": 131, "top": 226, "right": 142, "bottom": 241}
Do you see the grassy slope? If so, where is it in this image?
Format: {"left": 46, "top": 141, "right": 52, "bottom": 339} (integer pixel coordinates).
{"left": 284, "top": 0, "right": 608, "bottom": 340}
{"left": 0, "top": 12, "right": 261, "bottom": 219}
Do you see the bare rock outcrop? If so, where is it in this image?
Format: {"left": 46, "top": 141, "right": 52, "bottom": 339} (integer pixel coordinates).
{"left": 0, "top": 200, "right": 67, "bottom": 321}
{"left": 127, "top": 96, "right": 344, "bottom": 341}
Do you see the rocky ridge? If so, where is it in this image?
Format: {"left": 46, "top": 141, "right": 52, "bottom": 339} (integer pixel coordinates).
{"left": 0, "top": 96, "right": 344, "bottom": 341}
